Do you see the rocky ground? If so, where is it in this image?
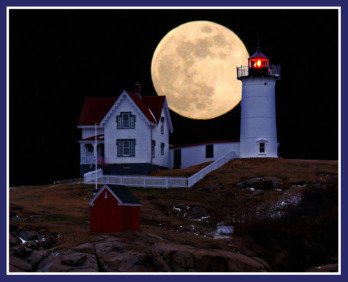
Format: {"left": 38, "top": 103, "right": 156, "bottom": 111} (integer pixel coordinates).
{"left": 9, "top": 158, "right": 339, "bottom": 272}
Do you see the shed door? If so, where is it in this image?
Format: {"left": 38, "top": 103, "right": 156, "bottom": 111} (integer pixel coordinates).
{"left": 174, "top": 149, "right": 181, "bottom": 168}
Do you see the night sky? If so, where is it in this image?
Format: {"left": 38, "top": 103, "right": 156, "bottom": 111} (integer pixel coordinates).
{"left": 10, "top": 9, "right": 339, "bottom": 186}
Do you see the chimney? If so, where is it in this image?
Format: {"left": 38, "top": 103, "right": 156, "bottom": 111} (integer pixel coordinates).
{"left": 134, "top": 82, "right": 141, "bottom": 99}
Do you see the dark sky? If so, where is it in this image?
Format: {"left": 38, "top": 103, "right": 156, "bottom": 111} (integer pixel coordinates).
{"left": 10, "top": 9, "right": 339, "bottom": 186}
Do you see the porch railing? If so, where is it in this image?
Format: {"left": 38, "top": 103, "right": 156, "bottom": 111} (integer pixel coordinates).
{"left": 81, "top": 156, "right": 95, "bottom": 164}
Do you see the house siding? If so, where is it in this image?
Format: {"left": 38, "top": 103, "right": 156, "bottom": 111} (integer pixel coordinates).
{"left": 150, "top": 107, "right": 170, "bottom": 168}
{"left": 90, "top": 188, "right": 124, "bottom": 232}
{"left": 170, "top": 142, "right": 240, "bottom": 169}
{"left": 104, "top": 94, "right": 151, "bottom": 165}
{"left": 103, "top": 163, "right": 167, "bottom": 175}
{"left": 90, "top": 187, "right": 140, "bottom": 232}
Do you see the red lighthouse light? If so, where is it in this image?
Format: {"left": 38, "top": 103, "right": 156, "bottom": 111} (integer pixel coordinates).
{"left": 256, "top": 59, "right": 262, "bottom": 68}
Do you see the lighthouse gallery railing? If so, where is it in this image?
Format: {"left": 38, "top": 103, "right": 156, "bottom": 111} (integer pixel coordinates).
{"left": 237, "top": 65, "right": 281, "bottom": 79}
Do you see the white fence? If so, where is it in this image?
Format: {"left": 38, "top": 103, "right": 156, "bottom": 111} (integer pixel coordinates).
{"left": 84, "top": 169, "right": 103, "bottom": 183}
{"left": 84, "top": 151, "right": 236, "bottom": 188}
{"left": 187, "top": 151, "right": 236, "bottom": 187}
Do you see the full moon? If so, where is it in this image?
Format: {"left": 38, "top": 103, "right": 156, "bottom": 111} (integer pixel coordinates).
{"left": 151, "top": 21, "right": 249, "bottom": 120}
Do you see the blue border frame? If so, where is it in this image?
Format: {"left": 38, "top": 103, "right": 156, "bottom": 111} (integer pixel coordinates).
{"left": 2, "top": 0, "right": 345, "bottom": 281}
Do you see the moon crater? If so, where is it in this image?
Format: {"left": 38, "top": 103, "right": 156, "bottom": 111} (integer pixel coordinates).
{"left": 151, "top": 21, "right": 249, "bottom": 120}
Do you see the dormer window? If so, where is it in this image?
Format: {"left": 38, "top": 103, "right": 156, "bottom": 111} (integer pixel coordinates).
{"left": 117, "top": 112, "right": 136, "bottom": 129}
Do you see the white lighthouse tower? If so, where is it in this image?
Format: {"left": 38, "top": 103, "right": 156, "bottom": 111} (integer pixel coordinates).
{"left": 237, "top": 48, "right": 281, "bottom": 158}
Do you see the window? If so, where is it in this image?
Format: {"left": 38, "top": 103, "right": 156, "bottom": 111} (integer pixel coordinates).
{"left": 151, "top": 140, "right": 156, "bottom": 158}
{"left": 160, "top": 116, "right": 164, "bottom": 134}
{"left": 259, "top": 142, "right": 265, "bottom": 153}
{"left": 117, "top": 112, "right": 135, "bottom": 129}
{"left": 85, "top": 144, "right": 94, "bottom": 156}
{"left": 161, "top": 143, "right": 165, "bottom": 155}
{"left": 117, "top": 139, "right": 135, "bottom": 157}
{"left": 104, "top": 192, "right": 108, "bottom": 199}
{"left": 205, "top": 144, "right": 214, "bottom": 158}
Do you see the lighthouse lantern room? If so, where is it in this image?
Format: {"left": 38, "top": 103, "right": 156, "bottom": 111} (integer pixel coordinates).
{"left": 237, "top": 48, "right": 281, "bottom": 158}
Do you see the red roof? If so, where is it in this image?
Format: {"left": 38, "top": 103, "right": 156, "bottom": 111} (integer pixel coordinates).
{"left": 81, "top": 135, "right": 105, "bottom": 141}
{"left": 78, "top": 92, "right": 165, "bottom": 126}
{"left": 142, "top": 96, "right": 166, "bottom": 122}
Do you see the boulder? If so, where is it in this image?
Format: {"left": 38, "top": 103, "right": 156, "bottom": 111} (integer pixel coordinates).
{"left": 215, "top": 250, "right": 269, "bottom": 272}
{"left": 27, "top": 241, "right": 40, "bottom": 250}
{"left": 40, "top": 235, "right": 57, "bottom": 249}
{"left": 73, "top": 243, "right": 95, "bottom": 255}
{"left": 171, "top": 250, "right": 195, "bottom": 271}
{"left": 9, "top": 265, "right": 24, "bottom": 272}
{"left": 19, "top": 230, "right": 39, "bottom": 241}
{"left": 98, "top": 250, "right": 147, "bottom": 272}
{"left": 236, "top": 177, "right": 282, "bottom": 190}
{"left": 10, "top": 234, "right": 18, "bottom": 245}
{"left": 186, "top": 206, "right": 209, "bottom": 221}
{"left": 38, "top": 250, "right": 98, "bottom": 272}
{"left": 252, "top": 257, "right": 272, "bottom": 271}
{"left": 61, "top": 253, "right": 87, "bottom": 266}
{"left": 94, "top": 237, "right": 124, "bottom": 256}
{"left": 30, "top": 250, "right": 51, "bottom": 268}
{"left": 10, "top": 256, "right": 33, "bottom": 272}
{"left": 306, "top": 263, "right": 338, "bottom": 272}
{"left": 14, "top": 246, "right": 32, "bottom": 258}
{"left": 153, "top": 242, "right": 269, "bottom": 272}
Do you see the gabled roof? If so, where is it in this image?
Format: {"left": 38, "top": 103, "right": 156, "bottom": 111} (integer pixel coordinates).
{"left": 80, "top": 135, "right": 104, "bottom": 142}
{"left": 127, "top": 92, "right": 160, "bottom": 124}
{"left": 142, "top": 96, "right": 166, "bottom": 122}
{"left": 89, "top": 184, "right": 141, "bottom": 206}
{"left": 78, "top": 91, "right": 166, "bottom": 126}
{"left": 78, "top": 97, "right": 117, "bottom": 126}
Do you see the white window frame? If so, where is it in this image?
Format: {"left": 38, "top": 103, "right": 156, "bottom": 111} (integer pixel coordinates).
{"left": 257, "top": 139, "right": 268, "bottom": 155}
{"left": 117, "top": 112, "right": 135, "bottom": 129}
{"left": 117, "top": 139, "right": 136, "bottom": 157}
{"left": 122, "top": 140, "right": 131, "bottom": 157}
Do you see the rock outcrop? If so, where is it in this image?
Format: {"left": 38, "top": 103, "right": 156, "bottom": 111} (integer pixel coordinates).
{"left": 11, "top": 231, "right": 271, "bottom": 272}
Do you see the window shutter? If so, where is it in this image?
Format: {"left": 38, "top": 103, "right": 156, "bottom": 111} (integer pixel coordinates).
{"left": 117, "top": 116, "right": 121, "bottom": 129}
{"left": 130, "top": 140, "right": 135, "bottom": 157}
{"left": 130, "top": 115, "right": 135, "bottom": 129}
{"left": 117, "top": 140, "right": 121, "bottom": 157}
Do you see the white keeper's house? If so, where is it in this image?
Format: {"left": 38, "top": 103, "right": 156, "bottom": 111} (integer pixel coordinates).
{"left": 78, "top": 86, "right": 173, "bottom": 176}
{"left": 78, "top": 48, "right": 280, "bottom": 177}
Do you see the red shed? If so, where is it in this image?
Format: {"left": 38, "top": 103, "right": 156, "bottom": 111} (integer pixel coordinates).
{"left": 89, "top": 184, "right": 141, "bottom": 233}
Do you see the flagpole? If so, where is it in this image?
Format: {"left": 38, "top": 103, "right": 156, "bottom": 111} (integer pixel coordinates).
{"left": 95, "top": 122, "right": 97, "bottom": 190}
